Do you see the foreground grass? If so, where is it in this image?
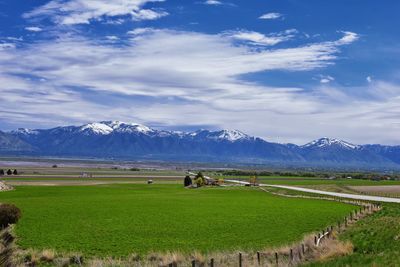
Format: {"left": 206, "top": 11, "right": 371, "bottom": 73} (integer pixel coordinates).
{"left": 0, "top": 184, "right": 355, "bottom": 258}
{"left": 305, "top": 203, "right": 400, "bottom": 266}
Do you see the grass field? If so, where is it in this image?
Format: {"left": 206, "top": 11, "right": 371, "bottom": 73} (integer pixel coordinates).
{"left": 0, "top": 184, "right": 356, "bottom": 258}
{"left": 305, "top": 203, "right": 400, "bottom": 266}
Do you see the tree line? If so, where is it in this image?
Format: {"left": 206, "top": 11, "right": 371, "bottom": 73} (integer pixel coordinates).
{"left": 0, "top": 169, "right": 18, "bottom": 176}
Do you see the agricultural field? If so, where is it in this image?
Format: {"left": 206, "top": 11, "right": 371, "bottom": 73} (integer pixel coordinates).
{"left": 305, "top": 203, "right": 400, "bottom": 266}
{"left": 0, "top": 184, "right": 356, "bottom": 258}
{"left": 2, "top": 162, "right": 400, "bottom": 265}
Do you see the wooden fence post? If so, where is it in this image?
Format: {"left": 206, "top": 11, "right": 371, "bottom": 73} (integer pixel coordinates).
{"left": 314, "top": 236, "right": 317, "bottom": 245}
{"left": 275, "top": 252, "right": 278, "bottom": 266}
{"left": 239, "top": 252, "right": 242, "bottom": 267}
{"left": 210, "top": 258, "right": 214, "bottom": 267}
{"left": 302, "top": 243, "right": 305, "bottom": 255}
{"left": 192, "top": 260, "right": 196, "bottom": 267}
{"left": 257, "top": 251, "right": 260, "bottom": 265}
{"left": 290, "top": 249, "right": 293, "bottom": 262}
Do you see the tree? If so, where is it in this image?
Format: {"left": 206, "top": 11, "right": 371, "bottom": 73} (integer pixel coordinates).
{"left": 194, "top": 177, "right": 205, "bottom": 187}
{"left": 12, "top": 169, "right": 18, "bottom": 175}
{"left": 249, "top": 175, "right": 258, "bottom": 185}
{"left": 194, "top": 172, "right": 206, "bottom": 187}
{"left": 0, "top": 204, "right": 21, "bottom": 229}
{"left": 6, "top": 169, "right": 12, "bottom": 176}
{"left": 184, "top": 176, "right": 192, "bottom": 187}
{"left": 0, "top": 169, "right": 4, "bottom": 176}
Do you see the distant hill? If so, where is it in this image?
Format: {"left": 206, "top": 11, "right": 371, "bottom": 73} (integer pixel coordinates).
{"left": 2, "top": 121, "right": 399, "bottom": 169}
{"left": 0, "top": 131, "right": 34, "bottom": 153}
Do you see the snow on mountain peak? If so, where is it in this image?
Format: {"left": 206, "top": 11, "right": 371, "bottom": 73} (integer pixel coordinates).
{"left": 79, "top": 121, "right": 153, "bottom": 135}
{"left": 100, "top": 121, "right": 153, "bottom": 134}
{"left": 80, "top": 123, "right": 113, "bottom": 135}
{"left": 14, "top": 128, "right": 39, "bottom": 135}
{"left": 302, "top": 137, "right": 359, "bottom": 149}
{"left": 217, "top": 129, "right": 249, "bottom": 141}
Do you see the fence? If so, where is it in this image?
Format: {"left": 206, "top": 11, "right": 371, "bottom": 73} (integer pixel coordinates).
{"left": 166, "top": 202, "right": 380, "bottom": 267}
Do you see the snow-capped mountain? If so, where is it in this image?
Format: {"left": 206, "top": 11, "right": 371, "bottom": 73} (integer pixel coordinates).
{"left": 302, "top": 138, "right": 360, "bottom": 150}
{"left": 79, "top": 121, "right": 153, "bottom": 135}
{"left": 3, "top": 121, "right": 400, "bottom": 169}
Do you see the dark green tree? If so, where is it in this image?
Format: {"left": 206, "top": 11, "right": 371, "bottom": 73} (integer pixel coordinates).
{"left": 184, "top": 176, "right": 192, "bottom": 187}
{"left": 0, "top": 204, "right": 21, "bottom": 229}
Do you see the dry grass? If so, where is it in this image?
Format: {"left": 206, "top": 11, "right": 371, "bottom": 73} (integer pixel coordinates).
{"left": 39, "top": 249, "right": 56, "bottom": 262}
{"left": 6, "top": 230, "right": 357, "bottom": 267}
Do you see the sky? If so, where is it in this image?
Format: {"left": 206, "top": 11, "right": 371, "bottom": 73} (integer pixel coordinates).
{"left": 0, "top": 0, "right": 399, "bottom": 145}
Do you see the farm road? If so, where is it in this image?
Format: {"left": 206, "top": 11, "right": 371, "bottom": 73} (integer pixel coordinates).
{"left": 225, "top": 179, "right": 400, "bottom": 203}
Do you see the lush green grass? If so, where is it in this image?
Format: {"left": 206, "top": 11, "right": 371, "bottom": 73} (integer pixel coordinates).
{"left": 305, "top": 203, "right": 400, "bottom": 266}
{"left": 0, "top": 185, "right": 355, "bottom": 258}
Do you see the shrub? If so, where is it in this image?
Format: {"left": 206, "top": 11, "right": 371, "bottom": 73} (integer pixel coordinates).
{"left": 0, "top": 204, "right": 21, "bottom": 229}
{"left": 12, "top": 169, "right": 18, "bottom": 175}
{"left": 6, "top": 170, "right": 12, "bottom": 176}
{"left": 0, "top": 170, "right": 4, "bottom": 176}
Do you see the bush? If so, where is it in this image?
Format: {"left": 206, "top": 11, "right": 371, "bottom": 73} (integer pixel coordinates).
{"left": 0, "top": 204, "right": 21, "bottom": 229}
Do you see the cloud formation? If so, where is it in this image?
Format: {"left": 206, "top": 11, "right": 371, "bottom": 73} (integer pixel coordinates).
{"left": 25, "top": 26, "right": 43, "bottom": 32}
{"left": 4, "top": 29, "right": 396, "bottom": 144}
{"left": 23, "top": 0, "right": 168, "bottom": 25}
{"left": 203, "top": 0, "right": 222, "bottom": 5}
{"left": 259, "top": 12, "right": 283, "bottom": 20}
{"left": 225, "top": 29, "right": 297, "bottom": 46}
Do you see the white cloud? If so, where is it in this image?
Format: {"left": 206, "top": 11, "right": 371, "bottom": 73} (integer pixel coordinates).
{"left": 127, "top": 27, "right": 156, "bottom": 35}
{"left": 0, "top": 43, "right": 15, "bottom": 49}
{"left": 335, "top": 31, "right": 359, "bottom": 45}
{"left": 2, "top": 29, "right": 392, "bottom": 144}
{"left": 25, "top": 26, "right": 43, "bottom": 32}
{"left": 23, "top": 0, "right": 168, "bottom": 25}
{"left": 367, "top": 76, "right": 372, "bottom": 83}
{"left": 203, "top": 0, "right": 222, "bottom": 5}
{"left": 225, "top": 29, "right": 296, "bottom": 46}
{"left": 106, "top": 35, "right": 119, "bottom": 41}
{"left": 319, "top": 75, "right": 335, "bottom": 84}
{"left": 259, "top": 12, "right": 283, "bottom": 20}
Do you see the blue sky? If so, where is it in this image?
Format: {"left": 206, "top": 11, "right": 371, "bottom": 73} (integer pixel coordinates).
{"left": 0, "top": 0, "right": 399, "bottom": 145}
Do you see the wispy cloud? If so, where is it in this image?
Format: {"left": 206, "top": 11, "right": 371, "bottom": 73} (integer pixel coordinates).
{"left": 23, "top": 0, "right": 168, "bottom": 25}
{"left": 203, "top": 0, "right": 222, "bottom": 5}
{"left": 25, "top": 26, "right": 43, "bottom": 32}
{"left": 2, "top": 29, "right": 390, "bottom": 144}
{"left": 319, "top": 75, "right": 335, "bottom": 84}
{"left": 259, "top": 12, "right": 283, "bottom": 20}
{"left": 225, "top": 29, "right": 297, "bottom": 46}
{"left": 335, "top": 31, "right": 359, "bottom": 45}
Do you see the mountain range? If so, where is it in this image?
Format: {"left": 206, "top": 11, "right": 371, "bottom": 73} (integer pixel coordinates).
{"left": 1, "top": 121, "right": 399, "bottom": 170}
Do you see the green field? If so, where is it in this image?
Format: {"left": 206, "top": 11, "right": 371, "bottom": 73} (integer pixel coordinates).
{"left": 0, "top": 184, "right": 356, "bottom": 258}
{"left": 305, "top": 203, "right": 400, "bottom": 266}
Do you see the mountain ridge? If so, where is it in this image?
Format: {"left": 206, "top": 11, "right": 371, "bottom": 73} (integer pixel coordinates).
{"left": 3, "top": 121, "right": 400, "bottom": 169}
